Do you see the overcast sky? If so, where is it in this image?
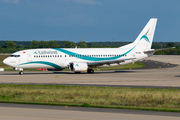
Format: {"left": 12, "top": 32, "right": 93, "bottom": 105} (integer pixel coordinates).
{"left": 0, "top": 0, "right": 180, "bottom": 42}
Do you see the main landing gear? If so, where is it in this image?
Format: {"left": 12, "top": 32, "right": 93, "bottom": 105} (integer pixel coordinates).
{"left": 87, "top": 69, "right": 94, "bottom": 74}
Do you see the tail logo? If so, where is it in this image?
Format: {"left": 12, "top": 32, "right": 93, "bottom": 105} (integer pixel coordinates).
{"left": 140, "top": 29, "right": 150, "bottom": 43}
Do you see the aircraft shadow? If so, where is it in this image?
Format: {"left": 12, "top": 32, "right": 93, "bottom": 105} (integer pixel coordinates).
{"left": 0, "top": 70, "right": 137, "bottom": 75}
{"left": 174, "top": 75, "right": 180, "bottom": 77}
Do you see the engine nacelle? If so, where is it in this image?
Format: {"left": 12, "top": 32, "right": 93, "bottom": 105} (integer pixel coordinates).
{"left": 69, "top": 62, "right": 88, "bottom": 72}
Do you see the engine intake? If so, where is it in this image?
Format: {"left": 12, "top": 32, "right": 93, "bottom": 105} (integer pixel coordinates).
{"left": 69, "top": 62, "right": 88, "bottom": 72}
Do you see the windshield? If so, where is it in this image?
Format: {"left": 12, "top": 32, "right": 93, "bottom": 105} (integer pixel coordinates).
{"left": 10, "top": 55, "right": 20, "bottom": 57}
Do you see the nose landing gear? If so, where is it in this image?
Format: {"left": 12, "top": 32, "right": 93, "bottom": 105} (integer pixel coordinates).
{"left": 15, "top": 68, "right": 24, "bottom": 75}
{"left": 19, "top": 71, "right": 24, "bottom": 75}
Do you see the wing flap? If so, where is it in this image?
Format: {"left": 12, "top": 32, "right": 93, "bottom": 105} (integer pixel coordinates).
{"left": 87, "top": 59, "right": 130, "bottom": 66}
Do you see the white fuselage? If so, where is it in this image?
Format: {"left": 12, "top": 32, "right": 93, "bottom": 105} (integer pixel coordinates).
{"left": 3, "top": 47, "right": 152, "bottom": 70}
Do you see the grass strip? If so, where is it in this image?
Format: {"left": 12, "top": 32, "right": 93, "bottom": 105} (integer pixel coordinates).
{"left": 0, "top": 84, "right": 180, "bottom": 112}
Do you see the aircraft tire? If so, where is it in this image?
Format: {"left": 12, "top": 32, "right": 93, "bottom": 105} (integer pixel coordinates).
{"left": 87, "top": 69, "right": 94, "bottom": 74}
{"left": 90, "top": 69, "right": 94, "bottom": 74}
{"left": 19, "top": 71, "right": 24, "bottom": 75}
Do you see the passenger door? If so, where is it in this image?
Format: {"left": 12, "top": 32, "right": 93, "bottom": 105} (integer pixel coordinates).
{"left": 27, "top": 52, "right": 32, "bottom": 62}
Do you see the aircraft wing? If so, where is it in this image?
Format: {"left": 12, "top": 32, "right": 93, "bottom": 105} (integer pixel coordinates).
{"left": 87, "top": 59, "right": 130, "bottom": 67}
{"left": 144, "top": 47, "right": 175, "bottom": 53}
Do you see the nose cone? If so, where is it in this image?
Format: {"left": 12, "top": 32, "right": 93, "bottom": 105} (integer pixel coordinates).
{"left": 3, "top": 58, "right": 9, "bottom": 65}
{"left": 3, "top": 57, "right": 17, "bottom": 67}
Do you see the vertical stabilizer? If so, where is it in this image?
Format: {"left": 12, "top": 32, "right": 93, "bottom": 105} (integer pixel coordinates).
{"left": 133, "top": 18, "right": 157, "bottom": 50}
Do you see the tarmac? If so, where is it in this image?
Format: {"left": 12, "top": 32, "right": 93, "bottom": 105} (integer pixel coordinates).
{"left": 0, "top": 59, "right": 180, "bottom": 88}
{"left": 0, "top": 103, "right": 180, "bottom": 120}
{"left": 147, "top": 55, "right": 180, "bottom": 65}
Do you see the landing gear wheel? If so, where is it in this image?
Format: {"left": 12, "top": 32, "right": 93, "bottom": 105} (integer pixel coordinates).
{"left": 19, "top": 71, "right": 24, "bottom": 75}
{"left": 87, "top": 69, "right": 94, "bottom": 74}
{"left": 90, "top": 69, "right": 94, "bottom": 74}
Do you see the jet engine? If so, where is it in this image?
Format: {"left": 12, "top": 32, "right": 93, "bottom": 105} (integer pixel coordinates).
{"left": 69, "top": 62, "right": 88, "bottom": 72}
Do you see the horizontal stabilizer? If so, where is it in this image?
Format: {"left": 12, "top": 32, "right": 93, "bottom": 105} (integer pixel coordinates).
{"left": 154, "top": 47, "right": 175, "bottom": 52}
{"left": 144, "top": 47, "right": 175, "bottom": 53}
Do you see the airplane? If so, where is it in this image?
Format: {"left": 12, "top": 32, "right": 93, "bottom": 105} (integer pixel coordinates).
{"left": 2, "top": 18, "right": 174, "bottom": 75}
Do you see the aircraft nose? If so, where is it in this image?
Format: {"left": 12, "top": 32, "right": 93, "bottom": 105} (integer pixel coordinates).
{"left": 3, "top": 58, "right": 9, "bottom": 65}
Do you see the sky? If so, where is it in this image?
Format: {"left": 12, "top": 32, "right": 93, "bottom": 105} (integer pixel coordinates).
{"left": 0, "top": 0, "right": 180, "bottom": 42}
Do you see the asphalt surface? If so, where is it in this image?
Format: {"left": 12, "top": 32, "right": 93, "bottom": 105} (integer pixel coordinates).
{"left": 0, "top": 60, "right": 180, "bottom": 88}
{"left": 136, "top": 60, "right": 178, "bottom": 69}
{"left": 0, "top": 103, "right": 180, "bottom": 120}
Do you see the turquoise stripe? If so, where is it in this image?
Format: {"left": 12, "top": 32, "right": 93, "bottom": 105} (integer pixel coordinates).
{"left": 53, "top": 46, "right": 136, "bottom": 61}
{"left": 140, "top": 35, "right": 150, "bottom": 43}
{"left": 18, "top": 61, "right": 61, "bottom": 69}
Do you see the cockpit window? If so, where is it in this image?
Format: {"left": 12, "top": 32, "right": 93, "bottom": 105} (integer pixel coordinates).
{"left": 10, "top": 55, "right": 20, "bottom": 57}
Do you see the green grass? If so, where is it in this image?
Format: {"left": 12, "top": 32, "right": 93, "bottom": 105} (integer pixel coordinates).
{"left": 0, "top": 84, "right": 180, "bottom": 112}
{"left": 0, "top": 55, "right": 145, "bottom": 71}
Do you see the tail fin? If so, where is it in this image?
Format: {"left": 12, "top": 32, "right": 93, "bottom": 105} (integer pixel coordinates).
{"left": 134, "top": 18, "right": 157, "bottom": 50}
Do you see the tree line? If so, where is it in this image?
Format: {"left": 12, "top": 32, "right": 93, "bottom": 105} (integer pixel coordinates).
{"left": 0, "top": 40, "right": 180, "bottom": 55}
